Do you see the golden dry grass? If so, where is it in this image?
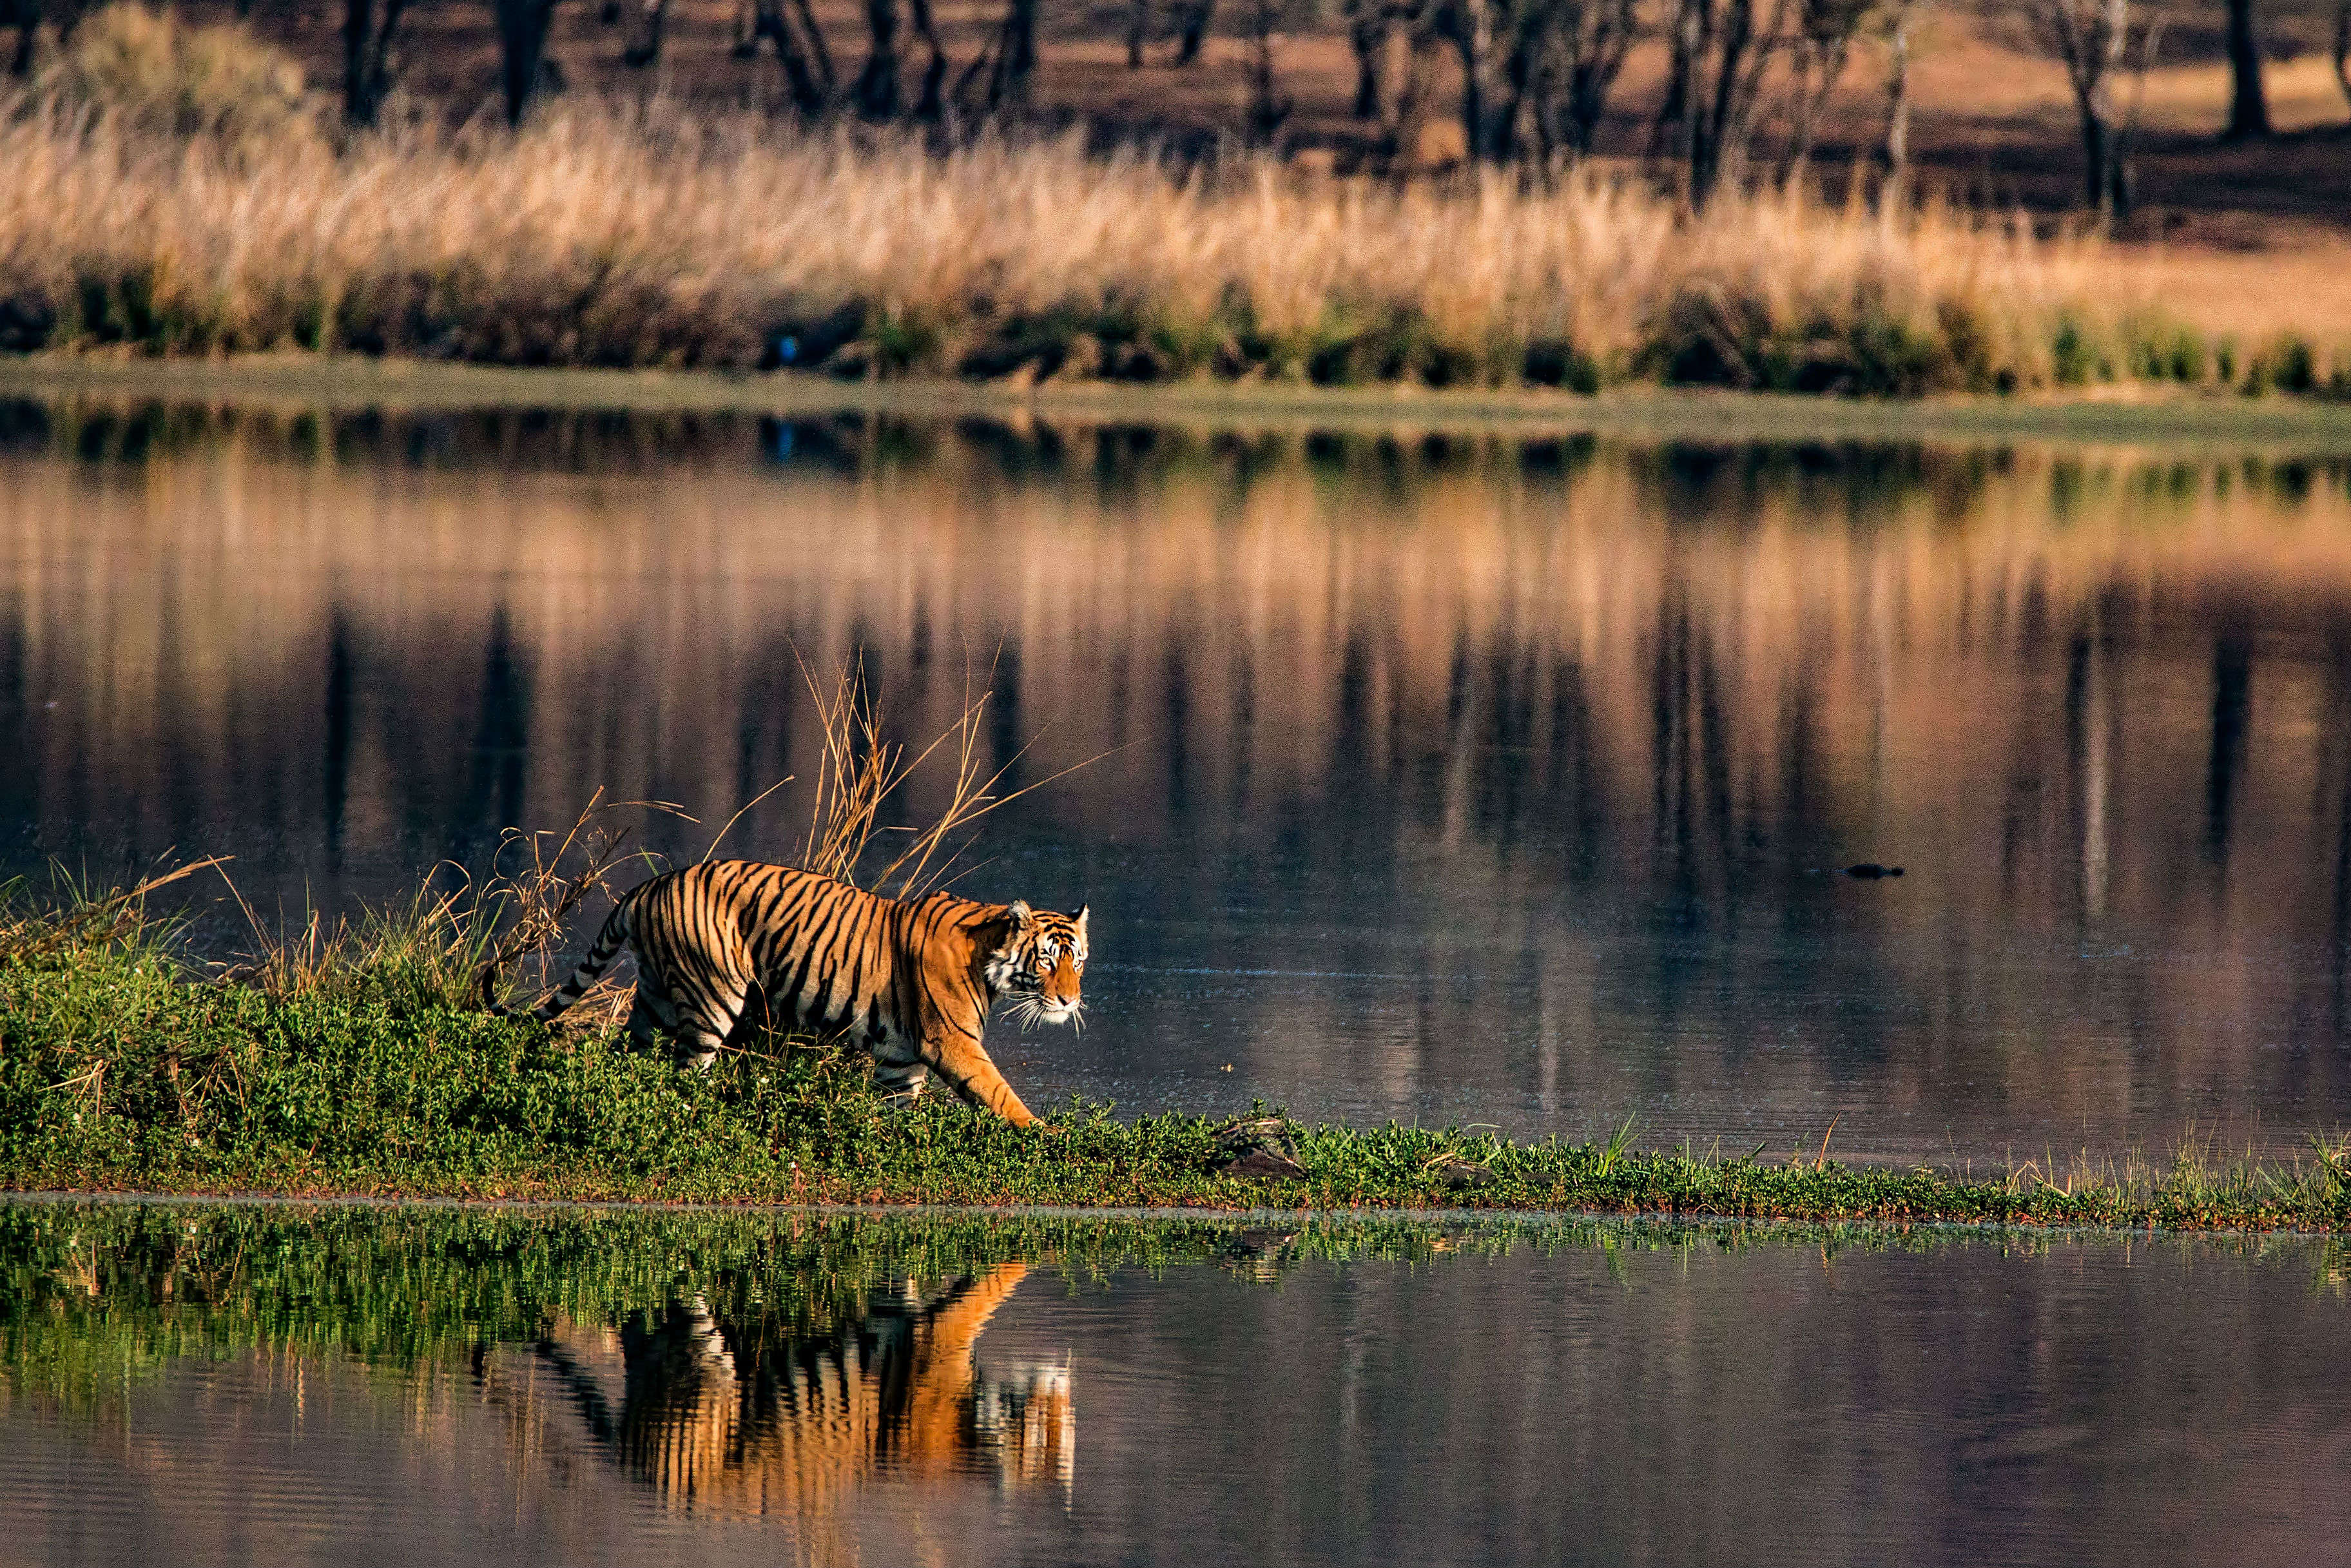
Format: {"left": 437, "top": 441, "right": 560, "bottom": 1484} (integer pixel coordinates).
{"left": 0, "top": 66, "right": 2344, "bottom": 392}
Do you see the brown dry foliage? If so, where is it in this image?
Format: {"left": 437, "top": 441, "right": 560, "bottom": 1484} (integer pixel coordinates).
{"left": 0, "top": 88, "right": 2222, "bottom": 391}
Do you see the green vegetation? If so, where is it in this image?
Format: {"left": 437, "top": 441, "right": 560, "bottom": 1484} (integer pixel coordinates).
{"left": 3, "top": 867, "right": 2349, "bottom": 1230}
{"left": 13, "top": 1199, "right": 2338, "bottom": 1417}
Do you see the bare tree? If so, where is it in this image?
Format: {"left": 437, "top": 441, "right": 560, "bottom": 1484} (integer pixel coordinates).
{"left": 853, "top": 0, "right": 904, "bottom": 112}
{"left": 1462, "top": 0, "right": 1641, "bottom": 165}
{"left": 621, "top": 0, "right": 666, "bottom": 65}
{"left": 3, "top": 0, "right": 37, "bottom": 75}
{"left": 2221, "top": 0, "right": 2268, "bottom": 138}
{"left": 343, "top": 0, "right": 407, "bottom": 123}
{"left": 1553, "top": 0, "right": 1640, "bottom": 153}
{"left": 845, "top": 0, "right": 947, "bottom": 114}
{"left": 904, "top": 0, "right": 949, "bottom": 114}
{"left": 3, "top": 0, "right": 89, "bottom": 77}
{"left": 1242, "top": 0, "right": 1292, "bottom": 139}
{"left": 1171, "top": 0, "right": 1214, "bottom": 62}
{"left": 1877, "top": 0, "right": 1922, "bottom": 175}
{"left": 1439, "top": 0, "right": 1514, "bottom": 159}
{"left": 943, "top": 0, "right": 1038, "bottom": 110}
{"left": 2334, "top": 0, "right": 2348, "bottom": 115}
{"left": 980, "top": 0, "right": 1038, "bottom": 102}
{"left": 1779, "top": 0, "right": 1871, "bottom": 180}
{"left": 2029, "top": 0, "right": 2157, "bottom": 220}
{"left": 1654, "top": 0, "right": 1795, "bottom": 206}
{"left": 1344, "top": 0, "right": 1387, "bottom": 113}
{"left": 496, "top": 0, "right": 561, "bottom": 124}
{"left": 752, "top": 0, "right": 837, "bottom": 113}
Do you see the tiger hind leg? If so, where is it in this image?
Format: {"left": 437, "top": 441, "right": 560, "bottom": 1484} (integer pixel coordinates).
{"left": 626, "top": 987, "right": 673, "bottom": 1054}
{"left": 628, "top": 980, "right": 735, "bottom": 1071}
{"left": 869, "top": 1035, "right": 931, "bottom": 1103}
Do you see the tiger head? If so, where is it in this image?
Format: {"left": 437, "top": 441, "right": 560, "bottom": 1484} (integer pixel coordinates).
{"left": 985, "top": 901, "right": 1088, "bottom": 1029}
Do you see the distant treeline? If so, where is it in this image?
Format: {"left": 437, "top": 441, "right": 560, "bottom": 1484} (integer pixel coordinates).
{"left": 10, "top": 0, "right": 2351, "bottom": 217}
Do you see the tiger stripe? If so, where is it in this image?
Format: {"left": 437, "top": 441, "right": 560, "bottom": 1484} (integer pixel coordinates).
{"left": 518, "top": 860, "right": 1088, "bottom": 1126}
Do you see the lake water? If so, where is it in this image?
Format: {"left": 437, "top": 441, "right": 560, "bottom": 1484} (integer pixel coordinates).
{"left": 3, "top": 1198, "right": 2348, "bottom": 1568}
{"left": 5, "top": 395, "right": 2351, "bottom": 1157}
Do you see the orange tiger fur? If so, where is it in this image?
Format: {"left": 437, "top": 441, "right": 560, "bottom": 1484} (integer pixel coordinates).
{"left": 521, "top": 860, "right": 1087, "bottom": 1126}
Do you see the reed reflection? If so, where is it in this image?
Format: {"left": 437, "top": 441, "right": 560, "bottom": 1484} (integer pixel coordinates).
{"left": 5, "top": 401, "right": 2351, "bottom": 1154}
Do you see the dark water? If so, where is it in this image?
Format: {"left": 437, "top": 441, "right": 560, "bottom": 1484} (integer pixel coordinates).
{"left": 7, "top": 398, "right": 2351, "bottom": 1157}
{"left": 3, "top": 1199, "right": 2348, "bottom": 1568}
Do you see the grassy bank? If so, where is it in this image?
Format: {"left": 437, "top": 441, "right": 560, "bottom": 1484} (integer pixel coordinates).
{"left": 20, "top": 353, "right": 2351, "bottom": 448}
{"left": 5, "top": 14, "right": 2350, "bottom": 401}
{"left": 5, "top": 874, "right": 2349, "bottom": 1231}
{"left": 21, "top": 1200, "right": 2338, "bottom": 1420}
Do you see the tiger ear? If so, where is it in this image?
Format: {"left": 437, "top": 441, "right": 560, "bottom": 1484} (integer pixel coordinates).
{"left": 1007, "top": 900, "right": 1034, "bottom": 928}
{"left": 1076, "top": 904, "right": 1089, "bottom": 933}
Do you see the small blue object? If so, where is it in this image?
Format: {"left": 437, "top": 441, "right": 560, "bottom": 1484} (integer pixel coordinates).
{"left": 779, "top": 334, "right": 800, "bottom": 364}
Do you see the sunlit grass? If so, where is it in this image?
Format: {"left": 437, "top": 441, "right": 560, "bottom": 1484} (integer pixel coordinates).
{"left": 3, "top": 858, "right": 2348, "bottom": 1228}
{"left": 5, "top": 82, "right": 2348, "bottom": 396}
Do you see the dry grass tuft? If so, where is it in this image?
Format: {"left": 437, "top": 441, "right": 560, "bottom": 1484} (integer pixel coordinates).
{"left": 8, "top": 80, "right": 2343, "bottom": 392}
{"left": 44, "top": 4, "right": 312, "bottom": 146}
{"left": 467, "top": 791, "right": 681, "bottom": 1020}
{"left": 790, "top": 652, "right": 1099, "bottom": 899}
{"left": 0, "top": 857, "right": 225, "bottom": 968}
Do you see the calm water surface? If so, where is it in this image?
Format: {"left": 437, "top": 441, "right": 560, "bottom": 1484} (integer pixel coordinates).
{"left": 3, "top": 1200, "right": 2348, "bottom": 1568}
{"left": 6, "top": 398, "right": 2351, "bottom": 1156}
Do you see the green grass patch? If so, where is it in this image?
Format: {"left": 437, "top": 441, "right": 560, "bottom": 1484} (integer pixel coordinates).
{"left": 15, "top": 1198, "right": 2339, "bottom": 1420}
{"left": 4, "top": 873, "right": 2348, "bottom": 1232}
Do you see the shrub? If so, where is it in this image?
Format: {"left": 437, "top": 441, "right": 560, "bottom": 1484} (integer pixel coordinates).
{"left": 45, "top": 3, "right": 311, "bottom": 145}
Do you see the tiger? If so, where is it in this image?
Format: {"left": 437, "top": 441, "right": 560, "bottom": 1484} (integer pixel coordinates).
{"left": 510, "top": 860, "right": 1087, "bottom": 1127}
{"left": 524, "top": 1262, "right": 1073, "bottom": 1529}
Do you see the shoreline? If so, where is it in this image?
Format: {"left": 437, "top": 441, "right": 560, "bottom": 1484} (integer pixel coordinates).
{"left": 10, "top": 353, "right": 2351, "bottom": 446}
{"left": 1, "top": 1183, "right": 2345, "bottom": 1241}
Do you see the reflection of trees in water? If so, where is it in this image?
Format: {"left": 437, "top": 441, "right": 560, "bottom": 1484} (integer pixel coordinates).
{"left": 10, "top": 407, "right": 2351, "bottom": 1139}
{"left": 527, "top": 1263, "right": 1072, "bottom": 1526}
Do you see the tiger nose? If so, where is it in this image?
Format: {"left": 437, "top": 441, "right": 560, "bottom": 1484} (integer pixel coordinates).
{"left": 1050, "top": 954, "right": 1078, "bottom": 996}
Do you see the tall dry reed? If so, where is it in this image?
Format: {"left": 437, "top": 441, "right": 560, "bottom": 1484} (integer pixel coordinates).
{"left": 0, "top": 90, "right": 2341, "bottom": 394}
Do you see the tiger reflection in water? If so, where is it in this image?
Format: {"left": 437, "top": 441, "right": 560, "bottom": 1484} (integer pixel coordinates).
{"left": 527, "top": 1263, "right": 1072, "bottom": 1536}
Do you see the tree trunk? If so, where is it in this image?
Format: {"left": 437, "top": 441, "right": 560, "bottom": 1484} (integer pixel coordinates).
{"left": 907, "top": 0, "right": 947, "bottom": 116}
{"left": 2222, "top": 0, "right": 2269, "bottom": 138}
{"left": 496, "top": 0, "right": 557, "bottom": 125}
{"left": 985, "top": 0, "right": 1038, "bottom": 102}
{"left": 755, "top": 0, "right": 831, "bottom": 112}
{"left": 1447, "top": 0, "right": 1511, "bottom": 160}
{"left": 1244, "top": 0, "right": 1288, "bottom": 141}
{"left": 622, "top": 0, "right": 667, "bottom": 66}
{"left": 1647, "top": 0, "right": 1694, "bottom": 159}
{"left": 1348, "top": 1, "right": 1384, "bottom": 117}
{"left": 1880, "top": 6, "right": 1910, "bottom": 175}
{"left": 1173, "top": 0, "right": 1212, "bottom": 63}
{"left": 2332, "top": 0, "right": 2348, "bottom": 115}
{"left": 2078, "top": 94, "right": 2114, "bottom": 212}
{"left": 1560, "top": 0, "right": 1640, "bottom": 156}
{"left": 1779, "top": 32, "right": 1850, "bottom": 184}
{"left": 854, "top": 0, "right": 901, "bottom": 115}
{"left": 7, "top": 0, "right": 35, "bottom": 77}
{"left": 790, "top": 0, "right": 837, "bottom": 92}
{"left": 1684, "top": 0, "right": 1768, "bottom": 209}
{"left": 1128, "top": 0, "right": 1149, "bottom": 65}
{"left": 343, "top": 0, "right": 407, "bottom": 125}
